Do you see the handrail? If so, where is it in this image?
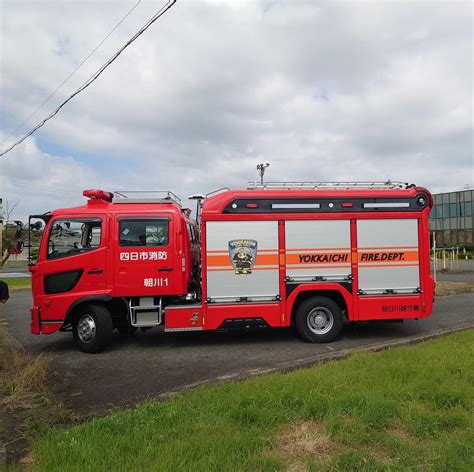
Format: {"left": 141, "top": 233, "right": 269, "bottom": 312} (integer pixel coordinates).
{"left": 247, "top": 181, "right": 410, "bottom": 190}
{"left": 113, "top": 190, "right": 181, "bottom": 205}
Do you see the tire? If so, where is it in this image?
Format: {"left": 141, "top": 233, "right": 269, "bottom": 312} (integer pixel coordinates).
{"left": 73, "top": 304, "right": 113, "bottom": 353}
{"left": 295, "top": 296, "right": 343, "bottom": 343}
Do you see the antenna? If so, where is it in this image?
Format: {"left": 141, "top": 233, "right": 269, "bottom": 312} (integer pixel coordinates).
{"left": 256, "top": 163, "right": 270, "bottom": 185}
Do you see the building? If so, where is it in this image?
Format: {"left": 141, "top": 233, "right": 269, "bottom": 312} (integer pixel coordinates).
{"left": 429, "top": 189, "right": 473, "bottom": 246}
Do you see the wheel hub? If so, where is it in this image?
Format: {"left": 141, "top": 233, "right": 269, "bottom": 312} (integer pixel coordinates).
{"left": 78, "top": 315, "right": 96, "bottom": 343}
{"left": 314, "top": 314, "right": 325, "bottom": 326}
{"left": 307, "top": 307, "right": 334, "bottom": 335}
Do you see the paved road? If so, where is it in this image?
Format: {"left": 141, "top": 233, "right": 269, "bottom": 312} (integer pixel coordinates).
{"left": 1, "top": 290, "right": 473, "bottom": 416}
{"left": 433, "top": 270, "right": 474, "bottom": 283}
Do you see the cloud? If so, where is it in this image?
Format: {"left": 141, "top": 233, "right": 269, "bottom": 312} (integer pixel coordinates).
{"left": 0, "top": 0, "right": 472, "bottom": 220}
{"left": 0, "top": 134, "right": 100, "bottom": 220}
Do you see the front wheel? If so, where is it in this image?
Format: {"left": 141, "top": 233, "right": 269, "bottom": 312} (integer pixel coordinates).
{"left": 295, "top": 297, "right": 343, "bottom": 343}
{"left": 73, "top": 304, "right": 113, "bottom": 353}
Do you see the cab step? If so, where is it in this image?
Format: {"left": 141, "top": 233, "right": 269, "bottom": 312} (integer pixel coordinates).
{"left": 128, "top": 297, "right": 162, "bottom": 327}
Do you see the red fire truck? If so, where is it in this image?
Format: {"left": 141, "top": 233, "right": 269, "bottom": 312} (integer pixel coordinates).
{"left": 28, "top": 182, "right": 435, "bottom": 353}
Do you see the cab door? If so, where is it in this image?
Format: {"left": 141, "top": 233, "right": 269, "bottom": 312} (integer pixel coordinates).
{"left": 36, "top": 215, "right": 107, "bottom": 325}
{"left": 113, "top": 215, "right": 177, "bottom": 296}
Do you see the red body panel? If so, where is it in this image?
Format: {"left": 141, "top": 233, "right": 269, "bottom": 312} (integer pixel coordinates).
{"left": 165, "top": 306, "right": 203, "bottom": 330}
{"left": 205, "top": 303, "right": 281, "bottom": 330}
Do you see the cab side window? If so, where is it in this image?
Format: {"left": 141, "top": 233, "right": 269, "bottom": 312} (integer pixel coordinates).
{"left": 47, "top": 218, "right": 102, "bottom": 260}
{"left": 119, "top": 219, "right": 169, "bottom": 247}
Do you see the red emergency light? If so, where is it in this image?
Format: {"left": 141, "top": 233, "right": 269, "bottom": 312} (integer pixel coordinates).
{"left": 83, "top": 189, "right": 113, "bottom": 202}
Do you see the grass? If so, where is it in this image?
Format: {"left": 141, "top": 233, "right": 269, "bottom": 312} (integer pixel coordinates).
{"left": 0, "top": 326, "right": 72, "bottom": 467}
{"left": 435, "top": 281, "right": 474, "bottom": 297}
{"left": 2, "top": 260, "right": 28, "bottom": 269}
{"left": 29, "top": 330, "right": 474, "bottom": 472}
{"left": 0, "top": 325, "right": 51, "bottom": 413}
{"left": 0, "top": 277, "right": 31, "bottom": 291}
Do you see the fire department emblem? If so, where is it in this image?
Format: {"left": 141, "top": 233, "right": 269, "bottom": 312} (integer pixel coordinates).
{"left": 228, "top": 239, "right": 257, "bottom": 275}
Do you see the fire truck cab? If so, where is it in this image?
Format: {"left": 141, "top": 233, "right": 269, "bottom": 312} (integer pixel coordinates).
{"left": 28, "top": 182, "right": 435, "bottom": 353}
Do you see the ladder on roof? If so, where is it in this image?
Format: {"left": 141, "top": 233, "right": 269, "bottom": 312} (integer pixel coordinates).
{"left": 112, "top": 190, "right": 182, "bottom": 205}
{"left": 247, "top": 181, "right": 411, "bottom": 190}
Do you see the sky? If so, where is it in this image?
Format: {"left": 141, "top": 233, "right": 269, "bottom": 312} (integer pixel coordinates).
{"left": 0, "top": 0, "right": 472, "bottom": 221}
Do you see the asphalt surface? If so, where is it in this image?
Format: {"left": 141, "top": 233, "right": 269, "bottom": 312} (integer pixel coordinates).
{"left": 0, "top": 290, "right": 472, "bottom": 417}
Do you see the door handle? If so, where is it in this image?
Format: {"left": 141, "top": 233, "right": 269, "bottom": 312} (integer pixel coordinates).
{"left": 87, "top": 269, "right": 104, "bottom": 275}
{"left": 158, "top": 267, "right": 173, "bottom": 272}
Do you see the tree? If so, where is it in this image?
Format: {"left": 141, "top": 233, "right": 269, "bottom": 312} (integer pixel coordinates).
{"left": 1, "top": 199, "right": 23, "bottom": 267}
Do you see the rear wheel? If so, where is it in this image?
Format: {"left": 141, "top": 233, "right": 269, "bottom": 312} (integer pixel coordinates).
{"left": 73, "top": 304, "right": 113, "bottom": 353}
{"left": 295, "top": 297, "right": 343, "bottom": 343}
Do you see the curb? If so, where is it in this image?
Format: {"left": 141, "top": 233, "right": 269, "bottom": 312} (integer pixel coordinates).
{"left": 155, "top": 323, "right": 474, "bottom": 400}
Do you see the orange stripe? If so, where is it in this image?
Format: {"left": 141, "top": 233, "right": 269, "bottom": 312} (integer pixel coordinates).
{"left": 207, "top": 254, "right": 279, "bottom": 267}
{"left": 359, "top": 263, "right": 419, "bottom": 268}
{"left": 358, "top": 246, "right": 418, "bottom": 250}
{"left": 287, "top": 264, "right": 351, "bottom": 268}
{"left": 286, "top": 247, "right": 350, "bottom": 251}
{"left": 207, "top": 249, "right": 277, "bottom": 254}
{"left": 286, "top": 253, "right": 351, "bottom": 265}
{"left": 207, "top": 267, "right": 278, "bottom": 272}
{"left": 358, "top": 251, "right": 419, "bottom": 263}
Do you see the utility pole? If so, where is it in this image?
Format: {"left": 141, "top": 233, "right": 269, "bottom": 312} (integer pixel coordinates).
{"left": 256, "top": 163, "right": 270, "bottom": 185}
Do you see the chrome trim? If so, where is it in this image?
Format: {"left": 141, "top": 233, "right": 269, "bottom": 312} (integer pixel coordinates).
{"left": 164, "top": 327, "right": 203, "bottom": 333}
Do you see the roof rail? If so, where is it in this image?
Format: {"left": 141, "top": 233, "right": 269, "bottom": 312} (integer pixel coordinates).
{"left": 247, "top": 181, "right": 411, "bottom": 190}
{"left": 112, "top": 190, "right": 181, "bottom": 205}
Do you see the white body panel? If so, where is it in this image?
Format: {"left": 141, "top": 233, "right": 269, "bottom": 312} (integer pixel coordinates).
{"left": 206, "top": 221, "right": 279, "bottom": 302}
{"left": 285, "top": 220, "right": 351, "bottom": 281}
{"left": 357, "top": 219, "right": 420, "bottom": 294}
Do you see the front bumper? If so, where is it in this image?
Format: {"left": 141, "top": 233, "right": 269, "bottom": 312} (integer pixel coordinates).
{"left": 30, "top": 305, "right": 40, "bottom": 334}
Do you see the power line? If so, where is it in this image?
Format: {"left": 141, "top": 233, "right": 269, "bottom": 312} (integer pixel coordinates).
{"left": 0, "top": 176, "right": 79, "bottom": 196}
{"left": 0, "top": 0, "right": 177, "bottom": 158}
{"left": 1, "top": 171, "right": 84, "bottom": 192}
{"left": 1, "top": 0, "right": 142, "bottom": 147}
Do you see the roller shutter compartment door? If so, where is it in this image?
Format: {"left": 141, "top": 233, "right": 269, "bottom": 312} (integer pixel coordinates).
{"left": 357, "top": 219, "right": 420, "bottom": 295}
{"left": 285, "top": 220, "right": 351, "bottom": 282}
{"left": 206, "top": 221, "right": 279, "bottom": 302}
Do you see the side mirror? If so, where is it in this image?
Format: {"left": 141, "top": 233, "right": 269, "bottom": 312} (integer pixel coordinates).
{"left": 30, "top": 221, "right": 43, "bottom": 232}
